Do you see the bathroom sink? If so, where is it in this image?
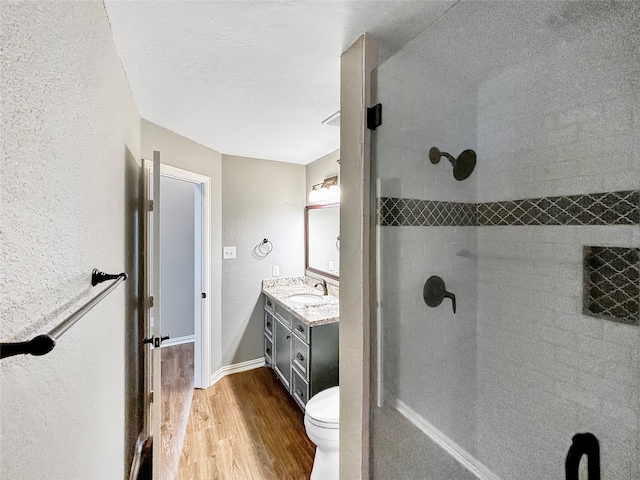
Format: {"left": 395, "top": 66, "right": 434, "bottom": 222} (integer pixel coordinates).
{"left": 288, "top": 294, "right": 324, "bottom": 305}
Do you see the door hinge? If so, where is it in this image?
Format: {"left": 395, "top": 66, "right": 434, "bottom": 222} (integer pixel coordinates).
{"left": 150, "top": 391, "right": 154, "bottom": 403}
{"left": 150, "top": 296, "right": 154, "bottom": 308}
{"left": 367, "top": 103, "right": 382, "bottom": 130}
{"left": 149, "top": 200, "right": 154, "bottom": 211}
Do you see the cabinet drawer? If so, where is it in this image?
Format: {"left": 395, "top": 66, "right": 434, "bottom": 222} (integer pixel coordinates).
{"left": 264, "top": 335, "right": 273, "bottom": 366}
{"left": 292, "top": 368, "right": 309, "bottom": 410}
{"left": 292, "top": 335, "right": 309, "bottom": 380}
{"left": 274, "top": 303, "right": 292, "bottom": 327}
{"left": 264, "top": 311, "right": 274, "bottom": 339}
{"left": 291, "top": 317, "right": 309, "bottom": 342}
{"left": 264, "top": 295, "right": 274, "bottom": 313}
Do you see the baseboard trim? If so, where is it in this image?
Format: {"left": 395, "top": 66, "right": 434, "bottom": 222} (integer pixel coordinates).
{"left": 161, "top": 335, "right": 195, "bottom": 347}
{"left": 392, "top": 397, "right": 501, "bottom": 480}
{"left": 210, "top": 357, "right": 266, "bottom": 386}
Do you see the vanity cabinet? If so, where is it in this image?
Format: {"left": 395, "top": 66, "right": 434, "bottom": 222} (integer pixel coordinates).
{"left": 263, "top": 294, "right": 339, "bottom": 410}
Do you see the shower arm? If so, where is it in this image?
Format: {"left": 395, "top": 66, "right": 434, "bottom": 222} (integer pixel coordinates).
{"left": 439, "top": 152, "right": 456, "bottom": 165}
{"left": 428, "top": 147, "right": 456, "bottom": 166}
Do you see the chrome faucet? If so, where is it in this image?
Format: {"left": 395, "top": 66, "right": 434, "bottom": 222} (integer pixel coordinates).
{"left": 315, "top": 279, "right": 328, "bottom": 295}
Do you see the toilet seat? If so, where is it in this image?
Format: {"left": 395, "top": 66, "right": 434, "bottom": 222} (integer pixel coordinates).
{"left": 306, "top": 415, "right": 339, "bottom": 429}
{"left": 305, "top": 386, "right": 339, "bottom": 428}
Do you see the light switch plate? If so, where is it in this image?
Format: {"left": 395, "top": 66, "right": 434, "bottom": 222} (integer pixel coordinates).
{"left": 328, "top": 261, "right": 335, "bottom": 271}
{"left": 223, "top": 246, "right": 236, "bottom": 259}
{"left": 272, "top": 266, "right": 280, "bottom": 276}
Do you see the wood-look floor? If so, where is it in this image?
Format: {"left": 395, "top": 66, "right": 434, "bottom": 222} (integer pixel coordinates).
{"left": 177, "top": 367, "right": 316, "bottom": 480}
{"left": 161, "top": 343, "right": 195, "bottom": 480}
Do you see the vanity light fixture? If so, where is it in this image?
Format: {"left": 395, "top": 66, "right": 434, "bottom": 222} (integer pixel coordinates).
{"left": 309, "top": 176, "right": 340, "bottom": 203}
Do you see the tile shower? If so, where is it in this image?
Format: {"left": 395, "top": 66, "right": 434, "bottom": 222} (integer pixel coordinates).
{"left": 371, "top": 2, "right": 639, "bottom": 480}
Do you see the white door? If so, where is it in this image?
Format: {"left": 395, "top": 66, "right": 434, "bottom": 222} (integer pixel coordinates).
{"left": 145, "top": 150, "right": 164, "bottom": 479}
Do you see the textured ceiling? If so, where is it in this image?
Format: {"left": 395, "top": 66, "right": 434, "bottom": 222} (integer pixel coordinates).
{"left": 104, "top": 1, "right": 455, "bottom": 164}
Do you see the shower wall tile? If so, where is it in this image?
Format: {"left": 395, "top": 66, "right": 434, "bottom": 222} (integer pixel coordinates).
{"left": 374, "top": 9, "right": 640, "bottom": 480}
{"left": 476, "top": 33, "right": 640, "bottom": 204}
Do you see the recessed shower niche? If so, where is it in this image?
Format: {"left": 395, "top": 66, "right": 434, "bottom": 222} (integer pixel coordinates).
{"left": 583, "top": 246, "right": 640, "bottom": 326}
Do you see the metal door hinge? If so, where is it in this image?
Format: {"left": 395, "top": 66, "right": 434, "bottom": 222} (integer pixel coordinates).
{"left": 150, "top": 391, "right": 154, "bottom": 403}
{"left": 150, "top": 296, "right": 154, "bottom": 308}
{"left": 149, "top": 200, "right": 154, "bottom": 211}
{"left": 367, "top": 103, "right": 382, "bottom": 130}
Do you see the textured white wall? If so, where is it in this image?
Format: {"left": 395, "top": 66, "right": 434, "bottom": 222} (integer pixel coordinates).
{"left": 0, "top": 2, "right": 140, "bottom": 478}
{"left": 339, "top": 34, "right": 378, "bottom": 480}
{"left": 160, "top": 176, "right": 196, "bottom": 339}
{"left": 221, "top": 155, "right": 305, "bottom": 365}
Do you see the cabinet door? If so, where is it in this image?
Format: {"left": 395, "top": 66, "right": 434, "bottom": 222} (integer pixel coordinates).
{"left": 274, "top": 318, "right": 292, "bottom": 390}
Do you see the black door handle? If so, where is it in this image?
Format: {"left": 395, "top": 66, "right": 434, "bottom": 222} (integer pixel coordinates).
{"left": 143, "top": 335, "right": 169, "bottom": 347}
{"left": 423, "top": 276, "right": 457, "bottom": 314}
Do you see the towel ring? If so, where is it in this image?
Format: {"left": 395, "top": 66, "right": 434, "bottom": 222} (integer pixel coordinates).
{"left": 256, "top": 238, "right": 273, "bottom": 256}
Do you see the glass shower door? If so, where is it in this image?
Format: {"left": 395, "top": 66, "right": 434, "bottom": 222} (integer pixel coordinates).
{"left": 371, "top": 2, "right": 640, "bottom": 479}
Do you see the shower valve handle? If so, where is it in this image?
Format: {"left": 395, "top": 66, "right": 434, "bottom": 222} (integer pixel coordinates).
{"left": 423, "top": 276, "right": 457, "bottom": 314}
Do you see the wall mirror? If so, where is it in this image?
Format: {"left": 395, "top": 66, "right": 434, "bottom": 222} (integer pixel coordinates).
{"left": 305, "top": 204, "right": 339, "bottom": 280}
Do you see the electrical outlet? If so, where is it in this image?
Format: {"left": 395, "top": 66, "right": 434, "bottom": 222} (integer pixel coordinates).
{"left": 223, "top": 246, "right": 236, "bottom": 259}
{"left": 328, "top": 261, "right": 335, "bottom": 271}
{"left": 272, "top": 266, "right": 280, "bottom": 277}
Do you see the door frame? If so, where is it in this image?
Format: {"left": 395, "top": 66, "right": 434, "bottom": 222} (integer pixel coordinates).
{"left": 146, "top": 161, "right": 212, "bottom": 389}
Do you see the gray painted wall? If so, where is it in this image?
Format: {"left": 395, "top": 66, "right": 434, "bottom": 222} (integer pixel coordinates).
{"left": 0, "top": 2, "right": 141, "bottom": 478}
{"left": 222, "top": 155, "right": 306, "bottom": 365}
{"left": 140, "top": 119, "right": 224, "bottom": 373}
{"left": 160, "top": 175, "right": 197, "bottom": 339}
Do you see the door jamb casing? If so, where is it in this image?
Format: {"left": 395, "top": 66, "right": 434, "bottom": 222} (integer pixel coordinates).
{"left": 145, "top": 161, "right": 212, "bottom": 389}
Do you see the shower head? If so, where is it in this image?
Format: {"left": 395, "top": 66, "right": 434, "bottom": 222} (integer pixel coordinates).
{"left": 429, "top": 147, "right": 477, "bottom": 181}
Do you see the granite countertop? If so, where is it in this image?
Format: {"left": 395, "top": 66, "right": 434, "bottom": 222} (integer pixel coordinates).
{"left": 262, "top": 276, "right": 339, "bottom": 327}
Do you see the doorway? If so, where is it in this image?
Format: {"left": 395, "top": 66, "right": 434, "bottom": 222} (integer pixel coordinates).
{"left": 149, "top": 163, "right": 211, "bottom": 480}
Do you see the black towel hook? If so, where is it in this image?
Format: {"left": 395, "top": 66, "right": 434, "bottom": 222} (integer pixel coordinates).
{"left": 566, "top": 432, "right": 600, "bottom": 480}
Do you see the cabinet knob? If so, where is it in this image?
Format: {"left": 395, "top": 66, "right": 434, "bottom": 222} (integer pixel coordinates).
{"left": 296, "top": 353, "right": 304, "bottom": 362}
{"left": 296, "top": 325, "right": 304, "bottom": 332}
{"left": 287, "top": 335, "right": 291, "bottom": 340}
{"left": 266, "top": 348, "right": 271, "bottom": 355}
{"left": 296, "top": 388, "right": 303, "bottom": 397}
{"left": 267, "top": 322, "right": 271, "bottom": 328}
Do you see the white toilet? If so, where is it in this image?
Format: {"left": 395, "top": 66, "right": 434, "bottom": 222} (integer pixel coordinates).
{"left": 304, "top": 386, "right": 340, "bottom": 480}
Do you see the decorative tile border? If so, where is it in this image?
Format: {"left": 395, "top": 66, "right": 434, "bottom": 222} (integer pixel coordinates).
{"left": 477, "top": 191, "right": 639, "bottom": 226}
{"left": 583, "top": 246, "right": 639, "bottom": 326}
{"left": 377, "top": 197, "right": 476, "bottom": 227}
{"left": 377, "top": 191, "right": 639, "bottom": 227}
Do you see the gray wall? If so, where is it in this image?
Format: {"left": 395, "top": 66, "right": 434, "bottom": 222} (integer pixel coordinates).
{"left": 221, "top": 155, "right": 306, "bottom": 365}
{"left": 160, "top": 175, "right": 197, "bottom": 339}
{"left": 0, "top": 2, "right": 141, "bottom": 478}
{"left": 140, "top": 119, "right": 224, "bottom": 373}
